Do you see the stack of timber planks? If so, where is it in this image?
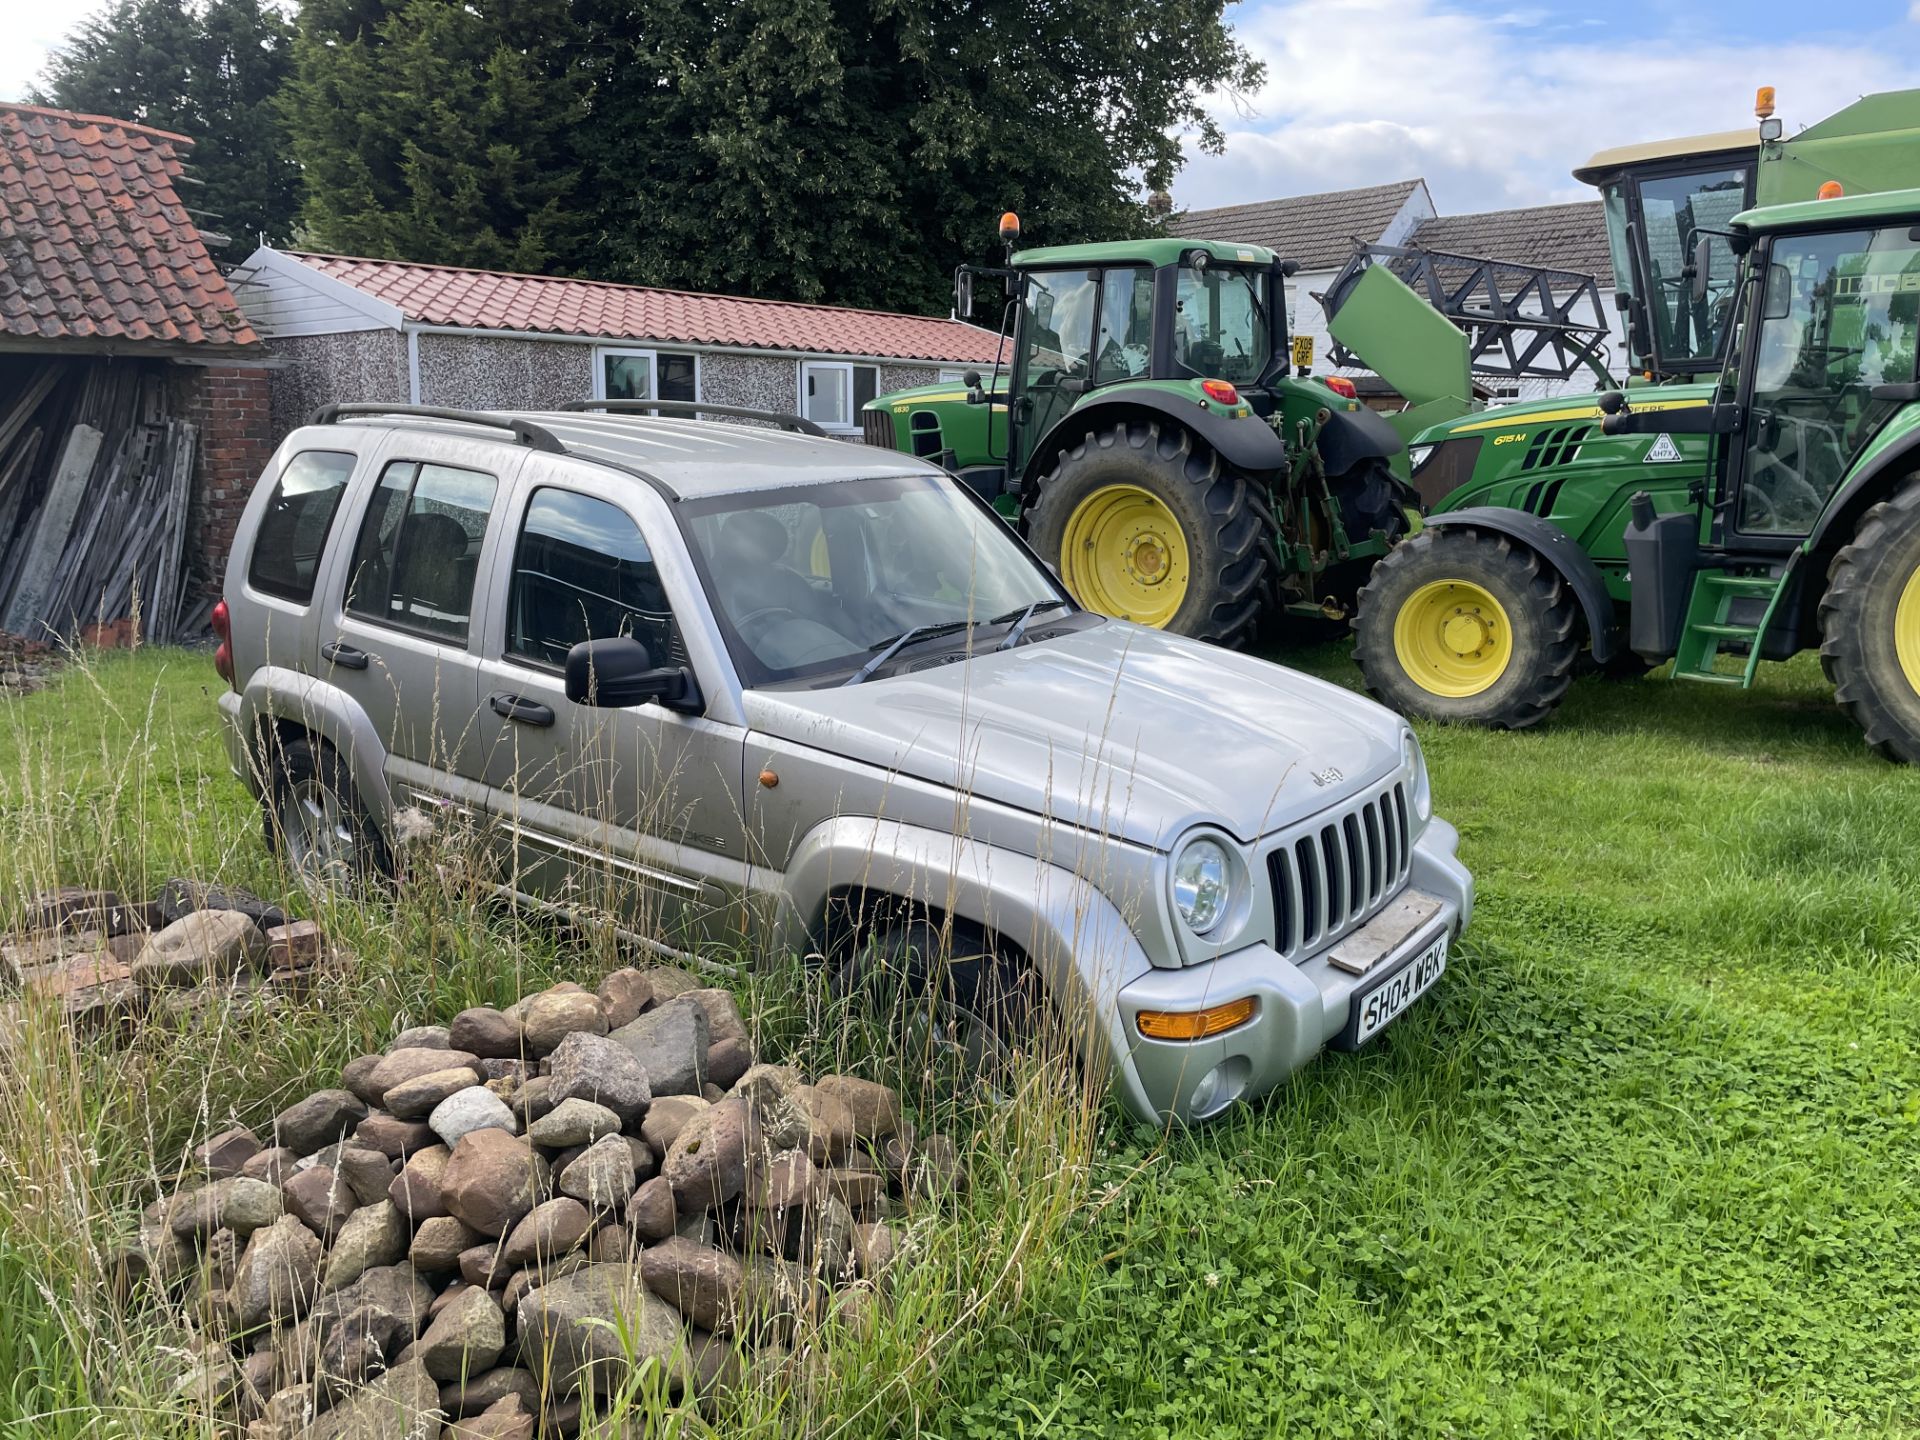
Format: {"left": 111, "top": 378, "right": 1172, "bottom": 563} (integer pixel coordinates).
{"left": 0, "top": 357, "right": 198, "bottom": 645}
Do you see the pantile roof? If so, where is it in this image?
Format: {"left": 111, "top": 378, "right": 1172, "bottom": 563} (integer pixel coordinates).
{"left": 1411, "top": 201, "right": 1613, "bottom": 282}
{"left": 0, "top": 102, "right": 256, "bottom": 350}
{"left": 1176, "top": 180, "right": 1427, "bottom": 270}
{"left": 283, "top": 251, "right": 1004, "bottom": 364}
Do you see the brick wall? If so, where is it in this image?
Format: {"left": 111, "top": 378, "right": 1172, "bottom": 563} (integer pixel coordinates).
{"left": 176, "top": 363, "right": 274, "bottom": 593}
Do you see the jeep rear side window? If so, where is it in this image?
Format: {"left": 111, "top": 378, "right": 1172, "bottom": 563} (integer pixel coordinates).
{"left": 505, "top": 488, "right": 681, "bottom": 668}
{"left": 344, "top": 460, "right": 497, "bottom": 642}
{"left": 246, "top": 450, "right": 357, "bottom": 603}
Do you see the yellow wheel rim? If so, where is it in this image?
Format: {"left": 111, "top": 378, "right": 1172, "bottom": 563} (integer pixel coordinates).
{"left": 1393, "top": 579, "right": 1514, "bottom": 698}
{"left": 1897, "top": 562, "right": 1920, "bottom": 693}
{"left": 1058, "top": 485, "right": 1191, "bottom": 628}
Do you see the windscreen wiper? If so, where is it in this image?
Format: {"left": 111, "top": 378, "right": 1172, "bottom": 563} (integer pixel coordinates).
{"left": 993, "top": 598, "right": 1068, "bottom": 651}
{"left": 841, "top": 620, "right": 975, "bottom": 686}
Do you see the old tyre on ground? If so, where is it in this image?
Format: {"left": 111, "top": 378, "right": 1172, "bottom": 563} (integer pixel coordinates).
{"left": 1818, "top": 482, "right": 1920, "bottom": 764}
{"left": 264, "top": 734, "right": 389, "bottom": 888}
{"left": 830, "top": 917, "right": 1035, "bottom": 1105}
{"left": 1025, "top": 419, "right": 1269, "bottom": 646}
{"left": 1354, "top": 526, "right": 1580, "bottom": 728}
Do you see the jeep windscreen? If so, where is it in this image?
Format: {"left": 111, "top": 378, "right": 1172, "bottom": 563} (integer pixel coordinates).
{"left": 678, "top": 472, "right": 1072, "bottom": 687}
{"left": 1173, "top": 263, "right": 1270, "bottom": 385}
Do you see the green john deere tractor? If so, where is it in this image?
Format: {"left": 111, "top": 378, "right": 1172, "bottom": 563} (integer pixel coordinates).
{"left": 1351, "top": 88, "right": 1920, "bottom": 761}
{"left": 858, "top": 218, "right": 1424, "bottom": 647}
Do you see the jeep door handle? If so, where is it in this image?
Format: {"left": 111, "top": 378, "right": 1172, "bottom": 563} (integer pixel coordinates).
{"left": 321, "top": 641, "right": 369, "bottom": 670}
{"left": 489, "top": 692, "right": 555, "bottom": 727}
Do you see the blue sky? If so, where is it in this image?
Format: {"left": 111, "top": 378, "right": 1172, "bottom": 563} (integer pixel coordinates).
{"left": 1170, "top": 0, "right": 1920, "bottom": 215}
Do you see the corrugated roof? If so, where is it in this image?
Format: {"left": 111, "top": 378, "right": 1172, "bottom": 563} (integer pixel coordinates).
{"left": 1412, "top": 201, "right": 1613, "bottom": 282}
{"left": 281, "top": 251, "right": 1004, "bottom": 364}
{"left": 0, "top": 102, "right": 257, "bottom": 350}
{"left": 1176, "top": 180, "right": 1426, "bottom": 270}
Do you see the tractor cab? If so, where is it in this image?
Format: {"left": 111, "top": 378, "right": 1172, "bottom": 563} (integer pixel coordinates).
{"left": 865, "top": 216, "right": 1410, "bottom": 646}
{"left": 1606, "top": 185, "right": 1920, "bottom": 727}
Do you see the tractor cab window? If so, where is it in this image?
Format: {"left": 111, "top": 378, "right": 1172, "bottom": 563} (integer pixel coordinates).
{"left": 1736, "top": 225, "right": 1920, "bottom": 535}
{"left": 1173, "top": 264, "right": 1270, "bottom": 385}
{"left": 1093, "top": 267, "right": 1154, "bottom": 384}
{"left": 1635, "top": 164, "right": 1749, "bottom": 371}
{"left": 1019, "top": 268, "right": 1098, "bottom": 451}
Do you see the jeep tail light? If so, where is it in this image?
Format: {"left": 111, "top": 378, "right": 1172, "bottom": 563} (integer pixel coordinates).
{"left": 212, "top": 598, "right": 235, "bottom": 690}
{"left": 1200, "top": 379, "right": 1240, "bottom": 406}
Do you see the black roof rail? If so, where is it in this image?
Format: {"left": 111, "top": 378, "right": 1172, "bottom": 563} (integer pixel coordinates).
{"left": 560, "top": 398, "right": 830, "bottom": 438}
{"left": 308, "top": 403, "right": 567, "bottom": 454}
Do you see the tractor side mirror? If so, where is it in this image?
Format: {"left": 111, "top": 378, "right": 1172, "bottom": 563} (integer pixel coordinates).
{"left": 1690, "top": 235, "right": 1712, "bottom": 306}
{"left": 955, "top": 268, "right": 975, "bottom": 320}
{"left": 963, "top": 370, "right": 987, "bottom": 405}
{"left": 1763, "top": 264, "right": 1793, "bottom": 320}
{"left": 1597, "top": 390, "right": 1628, "bottom": 415}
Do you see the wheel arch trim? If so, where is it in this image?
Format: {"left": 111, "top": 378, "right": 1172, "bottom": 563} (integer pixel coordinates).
{"left": 235, "top": 667, "right": 397, "bottom": 831}
{"left": 1022, "top": 391, "right": 1290, "bottom": 491}
{"left": 1426, "top": 506, "right": 1619, "bottom": 662}
{"left": 1807, "top": 430, "right": 1920, "bottom": 561}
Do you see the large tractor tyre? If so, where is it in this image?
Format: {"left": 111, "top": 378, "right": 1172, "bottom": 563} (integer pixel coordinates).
{"left": 1329, "top": 455, "right": 1416, "bottom": 544}
{"left": 263, "top": 733, "right": 391, "bottom": 890}
{"left": 1025, "top": 420, "right": 1269, "bottom": 647}
{"left": 1354, "top": 526, "right": 1580, "bottom": 728}
{"left": 1817, "top": 482, "right": 1920, "bottom": 764}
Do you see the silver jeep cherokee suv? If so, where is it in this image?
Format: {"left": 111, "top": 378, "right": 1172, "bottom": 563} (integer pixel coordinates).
{"left": 214, "top": 401, "right": 1472, "bottom": 1123}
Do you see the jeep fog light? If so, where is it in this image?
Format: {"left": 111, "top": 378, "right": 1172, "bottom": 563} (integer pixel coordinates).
{"left": 1173, "top": 837, "right": 1231, "bottom": 934}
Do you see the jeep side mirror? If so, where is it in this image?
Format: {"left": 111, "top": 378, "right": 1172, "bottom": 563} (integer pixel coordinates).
{"left": 564, "top": 636, "right": 700, "bottom": 712}
{"left": 955, "top": 268, "right": 975, "bottom": 320}
{"left": 1690, "top": 235, "right": 1712, "bottom": 305}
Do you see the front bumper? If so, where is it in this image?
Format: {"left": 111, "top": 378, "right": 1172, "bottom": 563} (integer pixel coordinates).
{"left": 1110, "top": 816, "right": 1472, "bottom": 1123}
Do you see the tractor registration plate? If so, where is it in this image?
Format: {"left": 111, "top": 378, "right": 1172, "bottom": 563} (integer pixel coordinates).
{"left": 1347, "top": 933, "right": 1447, "bottom": 1047}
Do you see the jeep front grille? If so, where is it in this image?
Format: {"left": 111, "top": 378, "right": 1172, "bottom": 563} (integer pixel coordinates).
{"left": 1266, "top": 780, "right": 1410, "bottom": 958}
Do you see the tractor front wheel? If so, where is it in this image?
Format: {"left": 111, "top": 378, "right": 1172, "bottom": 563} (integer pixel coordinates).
{"left": 1354, "top": 526, "right": 1579, "bottom": 728}
{"left": 1025, "top": 420, "right": 1268, "bottom": 646}
{"left": 1818, "top": 482, "right": 1920, "bottom": 764}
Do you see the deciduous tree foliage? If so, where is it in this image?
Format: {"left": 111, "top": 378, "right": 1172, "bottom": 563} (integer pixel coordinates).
{"left": 282, "top": 0, "right": 592, "bottom": 273}
{"left": 34, "top": 0, "right": 300, "bottom": 259}
{"left": 577, "top": 0, "right": 1263, "bottom": 311}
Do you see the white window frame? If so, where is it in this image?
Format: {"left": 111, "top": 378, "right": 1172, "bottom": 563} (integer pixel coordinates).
{"left": 592, "top": 346, "right": 702, "bottom": 404}
{"left": 798, "top": 359, "right": 879, "bottom": 433}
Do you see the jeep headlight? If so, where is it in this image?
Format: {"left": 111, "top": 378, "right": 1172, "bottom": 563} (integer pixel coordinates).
{"left": 1172, "top": 837, "right": 1232, "bottom": 935}
{"left": 1402, "top": 729, "right": 1432, "bottom": 822}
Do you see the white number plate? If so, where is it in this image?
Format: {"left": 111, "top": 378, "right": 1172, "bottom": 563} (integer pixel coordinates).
{"left": 1352, "top": 934, "right": 1447, "bottom": 1045}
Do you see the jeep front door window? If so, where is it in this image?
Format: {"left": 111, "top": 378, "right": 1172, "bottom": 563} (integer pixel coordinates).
{"left": 1736, "top": 226, "right": 1920, "bottom": 535}
{"left": 1636, "top": 165, "right": 1748, "bottom": 371}
{"left": 1173, "top": 264, "right": 1269, "bottom": 384}
{"left": 1019, "top": 269, "right": 1097, "bottom": 460}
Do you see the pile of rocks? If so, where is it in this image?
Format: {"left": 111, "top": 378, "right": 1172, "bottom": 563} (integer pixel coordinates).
{"left": 0, "top": 881, "right": 338, "bottom": 1039}
{"left": 0, "top": 629, "right": 57, "bottom": 697}
{"left": 121, "top": 966, "right": 960, "bottom": 1439}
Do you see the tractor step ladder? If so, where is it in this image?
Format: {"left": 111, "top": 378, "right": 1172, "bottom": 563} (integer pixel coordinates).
{"left": 1671, "top": 570, "right": 1791, "bottom": 686}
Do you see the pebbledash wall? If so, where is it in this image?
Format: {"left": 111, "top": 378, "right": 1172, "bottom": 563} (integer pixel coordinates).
{"left": 263, "top": 328, "right": 940, "bottom": 437}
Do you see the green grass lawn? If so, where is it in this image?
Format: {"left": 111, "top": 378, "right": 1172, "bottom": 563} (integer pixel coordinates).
{"left": 1, "top": 645, "right": 1917, "bottom": 1438}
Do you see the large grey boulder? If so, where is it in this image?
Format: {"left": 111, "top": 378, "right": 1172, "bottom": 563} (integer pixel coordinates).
{"left": 557, "top": 1133, "right": 637, "bottom": 1213}
{"left": 273, "top": 1090, "right": 369, "bottom": 1156}
{"left": 228, "top": 1214, "right": 323, "bottom": 1332}
{"left": 546, "top": 1030, "right": 654, "bottom": 1123}
{"left": 662, "top": 1096, "right": 752, "bottom": 1213}
{"left": 501, "top": 1197, "right": 592, "bottom": 1268}
{"left": 607, "top": 997, "right": 708, "bottom": 1098}
{"left": 526, "top": 1097, "right": 620, "bottom": 1150}
{"left": 364, "top": 1047, "right": 481, "bottom": 1105}
{"left": 417, "top": 1283, "right": 506, "bottom": 1382}
{"left": 322, "top": 1201, "right": 408, "bottom": 1292}
{"left": 440, "top": 1130, "right": 550, "bottom": 1237}
{"left": 170, "top": 1176, "right": 284, "bottom": 1239}
{"left": 639, "top": 1235, "right": 743, "bottom": 1332}
{"left": 131, "top": 909, "right": 265, "bottom": 988}
{"left": 384, "top": 1066, "right": 483, "bottom": 1121}
{"left": 295, "top": 1356, "right": 440, "bottom": 1439}
{"left": 518, "top": 989, "right": 607, "bottom": 1055}
{"left": 513, "top": 1263, "right": 684, "bottom": 1397}
{"left": 428, "top": 1086, "right": 517, "bottom": 1148}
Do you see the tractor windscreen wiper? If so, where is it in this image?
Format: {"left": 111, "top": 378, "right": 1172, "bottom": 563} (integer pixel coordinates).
{"left": 841, "top": 621, "right": 976, "bottom": 686}
{"left": 993, "top": 598, "right": 1068, "bottom": 651}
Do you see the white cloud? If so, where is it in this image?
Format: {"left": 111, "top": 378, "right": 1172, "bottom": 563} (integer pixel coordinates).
{"left": 1174, "top": 0, "right": 1920, "bottom": 214}
{"left": 0, "top": 0, "right": 114, "bottom": 102}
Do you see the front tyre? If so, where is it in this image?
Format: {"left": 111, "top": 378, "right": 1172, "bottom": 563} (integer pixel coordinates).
{"left": 1025, "top": 420, "right": 1268, "bottom": 647}
{"left": 1818, "top": 482, "right": 1920, "bottom": 764}
{"left": 1354, "top": 526, "right": 1579, "bottom": 728}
